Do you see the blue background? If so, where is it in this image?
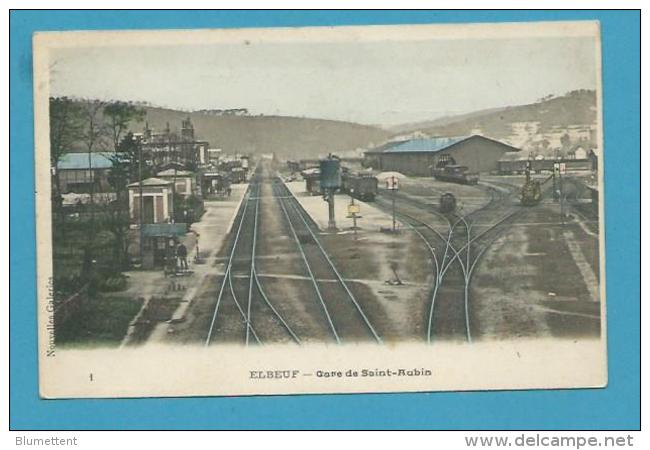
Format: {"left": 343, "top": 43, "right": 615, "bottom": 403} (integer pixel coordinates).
{"left": 10, "top": 10, "right": 640, "bottom": 430}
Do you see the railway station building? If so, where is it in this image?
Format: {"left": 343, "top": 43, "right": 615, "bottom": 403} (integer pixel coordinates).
{"left": 363, "top": 135, "right": 520, "bottom": 176}
{"left": 127, "top": 177, "right": 174, "bottom": 225}
{"left": 156, "top": 168, "right": 196, "bottom": 198}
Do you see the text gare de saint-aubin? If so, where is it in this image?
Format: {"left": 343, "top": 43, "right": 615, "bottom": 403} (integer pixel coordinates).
{"left": 249, "top": 368, "right": 433, "bottom": 379}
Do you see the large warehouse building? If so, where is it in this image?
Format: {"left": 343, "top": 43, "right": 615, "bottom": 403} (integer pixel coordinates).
{"left": 363, "top": 135, "right": 521, "bottom": 176}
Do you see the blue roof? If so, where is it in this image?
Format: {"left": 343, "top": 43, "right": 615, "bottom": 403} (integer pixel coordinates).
{"left": 382, "top": 136, "right": 471, "bottom": 154}
{"left": 57, "top": 152, "right": 120, "bottom": 170}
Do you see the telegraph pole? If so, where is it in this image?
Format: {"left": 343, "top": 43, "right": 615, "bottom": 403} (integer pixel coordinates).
{"left": 170, "top": 135, "right": 176, "bottom": 223}
{"left": 560, "top": 163, "right": 564, "bottom": 225}
{"left": 554, "top": 161, "right": 566, "bottom": 226}
{"left": 387, "top": 175, "right": 399, "bottom": 232}
{"left": 139, "top": 143, "right": 144, "bottom": 266}
{"left": 392, "top": 187, "right": 396, "bottom": 232}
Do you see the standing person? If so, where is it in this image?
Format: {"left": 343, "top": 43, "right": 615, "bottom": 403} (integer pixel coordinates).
{"left": 176, "top": 242, "right": 188, "bottom": 271}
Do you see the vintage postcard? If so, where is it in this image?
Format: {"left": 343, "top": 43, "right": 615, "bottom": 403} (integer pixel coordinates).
{"left": 33, "top": 21, "right": 606, "bottom": 398}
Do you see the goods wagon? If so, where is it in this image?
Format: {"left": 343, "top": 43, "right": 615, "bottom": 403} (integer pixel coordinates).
{"left": 498, "top": 158, "right": 594, "bottom": 175}
{"left": 341, "top": 172, "right": 378, "bottom": 201}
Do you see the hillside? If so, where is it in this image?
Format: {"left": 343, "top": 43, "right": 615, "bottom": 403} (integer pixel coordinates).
{"left": 388, "top": 90, "right": 598, "bottom": 155}
{"left": 63, "top": 101, "right": 391, "bottom": 160}
{"left": 147, "top": 107, "right": 391, "bottom": 159}
{"left": 59, "top": 90, "right": 597, "bottom": 160}
{"left": 388, "top": 105, "right": 509, "bottom": 135}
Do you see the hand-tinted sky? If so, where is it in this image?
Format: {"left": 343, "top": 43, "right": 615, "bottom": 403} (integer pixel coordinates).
{"left": 50, "top": 35, "right": 597, "bottom": 126}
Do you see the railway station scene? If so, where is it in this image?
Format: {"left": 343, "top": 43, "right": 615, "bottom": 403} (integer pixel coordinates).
{"left": 44, "top": 24, "right": 604, "bottom": 351}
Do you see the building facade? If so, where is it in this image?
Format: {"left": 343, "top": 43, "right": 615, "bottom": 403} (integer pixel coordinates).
{"left": 139, "top": 118, "right": 209, "bottom": 169}
{"left": 56, "top": 152, "right": 118, "bottom": 193}
{"left": 155, "top": 168, "right": 196, "bottom": 197}
{"left": 127, "top": 178, "right": 174, "bottom": 224}
{"left": 364, "top": 135, "right": 520, "bottom": 176}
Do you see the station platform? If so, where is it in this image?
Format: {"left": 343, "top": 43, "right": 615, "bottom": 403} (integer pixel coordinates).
{"left": 284, "top": 181, "right": 398, "bottom": 233}
{"left": 128, "top": 183, "right": 249, "bottom": 345}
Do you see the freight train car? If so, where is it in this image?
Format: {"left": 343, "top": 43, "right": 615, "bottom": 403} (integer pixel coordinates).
{"left": 341, "top": 172, "right": 378, "bottom": 201}
{"left": 432, "top": 165, "right": 479, "bottom": 185}
{"left": 498, "top": 157, "right": 596, "bottom": 175}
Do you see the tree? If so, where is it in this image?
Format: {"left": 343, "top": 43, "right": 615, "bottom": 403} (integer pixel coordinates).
{"left": 103, "top": 102, "right": 146, "bottom": 155}
{"left": 560, "top": 132, "right": 572, "bottom": 150}
{"left": 107, "top": 132, "right": 152, "bottom": 268}
{"left": 50, "top": 97, "right": 83, "bottom": 177}
{"left": 104, "top": 192, "right": 131, "bottom": 270}
{"left": 102, "top": 102, "right": 146, "bottom": 269}
{"left": 107, "top": 132, "right": 151, "bottom": 191}
{"left": 49, "top": 97, "right": 83, "bottom": 235}
{"left": 79, "top": 100, "right": 108, "bottom": 237}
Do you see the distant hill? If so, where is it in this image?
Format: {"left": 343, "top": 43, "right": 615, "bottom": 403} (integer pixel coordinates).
{"left": 388, "top": 105, "right": 509, "bottom": 135}
{"left": 63, "top": 100, "right": 391, "bottom": 160}
{"left": 145, "top": 107, "right": 391, "bottom": 159}
{"left": 60, "top": 90, "right": 597, "bottom": 160}
{"left": 386, "top": 90, "right": 598, "bottom": 156}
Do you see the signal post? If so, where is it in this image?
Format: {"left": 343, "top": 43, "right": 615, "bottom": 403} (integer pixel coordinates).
{"left": 386, "top": 175, "right": 399, "bottom": 232}
{"left": 347, "top": 192, "right": 362, "bottom": 239}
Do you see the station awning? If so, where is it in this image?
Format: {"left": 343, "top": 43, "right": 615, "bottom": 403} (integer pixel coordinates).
{"left": 142, "top": 223, "right": 187, "bottom": 237}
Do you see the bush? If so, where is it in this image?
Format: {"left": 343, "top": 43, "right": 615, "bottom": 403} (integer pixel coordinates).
{"left": 99, "top": 275, "right": 127, "bottom": 292}
{"left": 55, "top": 295, "right": 143, "bottom": 346}
{"left": 174, "top": 194, "right": 205, "bottom": 225}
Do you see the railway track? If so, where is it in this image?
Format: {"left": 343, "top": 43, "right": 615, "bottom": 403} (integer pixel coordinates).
{"left": 205, "top": 169, "right": 301, "bottom": 346}
{"left": 205, "top": 167, "right": 382, "bottom": 345}
{"left": 376, "top": 180, "right": 522, "bottom": 343}
{"left": 272, "top": 176, "right": 382, "bottom": 344}
{"left": 446, "top": 185, "right": 521, "bottom": 342}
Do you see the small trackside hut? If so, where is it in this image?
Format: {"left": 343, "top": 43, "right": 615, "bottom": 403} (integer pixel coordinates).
{"left": 127, "top": 177, "right": 174, "bottom": 225}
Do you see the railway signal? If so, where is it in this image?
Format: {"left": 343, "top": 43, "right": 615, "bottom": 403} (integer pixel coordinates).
{"left": 385, "top": 175, "right": 399, "bottom": 190}
{"left": 347, "top": 192, "right": 362, "bottom": 239}
{"left": 386, "top": 175, "right": 399, "bottom": 232}
{"left": 553, "top": 162, "right": 566, "bottom": 225}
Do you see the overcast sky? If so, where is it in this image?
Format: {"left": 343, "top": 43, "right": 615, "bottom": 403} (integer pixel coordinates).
{"left": 49, "top": 35, "right": 598, "bottom": 126}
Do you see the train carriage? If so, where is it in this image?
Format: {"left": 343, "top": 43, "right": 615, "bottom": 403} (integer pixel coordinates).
{"left": 498, "top": 156, "right": 596, "bottom": 175}
{"left": 341, "top": 172, "right": 378, "bottom": 201}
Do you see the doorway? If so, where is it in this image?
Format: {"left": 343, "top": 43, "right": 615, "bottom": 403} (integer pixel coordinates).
{"left": 143, "top": 196, "right": 155, "bottom": 223}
